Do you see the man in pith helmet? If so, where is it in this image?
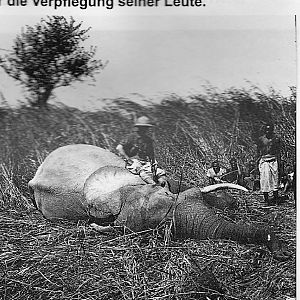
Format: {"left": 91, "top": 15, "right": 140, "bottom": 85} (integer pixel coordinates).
{"left": 116, "top": 116, "right": 167, "bottom": 187}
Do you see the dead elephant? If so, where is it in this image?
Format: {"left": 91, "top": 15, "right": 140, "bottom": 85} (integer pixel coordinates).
{"left": 29, "top": 144, "right": 290, "bottom": 261}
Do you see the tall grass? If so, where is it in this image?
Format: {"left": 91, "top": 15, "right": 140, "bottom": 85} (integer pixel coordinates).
{"left": 0, "top": 86, "right": 296, "bottom": 299}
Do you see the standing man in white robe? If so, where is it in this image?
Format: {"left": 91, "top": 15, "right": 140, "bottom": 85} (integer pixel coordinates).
{"left": 256, "top": 124, "right": 282, "bottom": 205}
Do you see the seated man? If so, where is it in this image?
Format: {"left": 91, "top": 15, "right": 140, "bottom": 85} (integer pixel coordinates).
{"left": 206, "top": 160, "right": 227, "bottom": 185}
{"left": 116, "top": 116, "right": 167, "bottom": 187}
{"left": 280, "top": 165, "right": 294, "bottom": 194}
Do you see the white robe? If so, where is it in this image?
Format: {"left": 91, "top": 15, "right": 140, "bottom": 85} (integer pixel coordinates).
{"left": 259, "top": 156, "right": 278, "bottom": 193}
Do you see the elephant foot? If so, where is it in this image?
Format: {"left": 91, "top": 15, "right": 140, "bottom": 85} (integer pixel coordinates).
{"left": 90, "top": 223, "right": 113, "bottom": 233}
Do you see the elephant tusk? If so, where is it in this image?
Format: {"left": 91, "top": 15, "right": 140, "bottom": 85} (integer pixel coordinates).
{"left": 200, "top": 183, "right": 249, "bottom": 193}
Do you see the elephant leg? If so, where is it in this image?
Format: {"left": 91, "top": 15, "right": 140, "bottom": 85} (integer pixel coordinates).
{"left": 88, "top": 214, "right": 117, "bottom": 234}
{"left": 90, "top": 223, "right": 113, "bottom": 233}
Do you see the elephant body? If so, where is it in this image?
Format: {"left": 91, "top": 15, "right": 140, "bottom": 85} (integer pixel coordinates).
{"left": 29, "top": 145, "right": 126, "bottom": 219}
{"left": 29, "top": 144, "right": 289, "bottom": 260}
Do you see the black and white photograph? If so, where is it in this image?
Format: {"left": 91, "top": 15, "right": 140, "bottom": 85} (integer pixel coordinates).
{"left": 0, "top": 2, "right": 298, "bottom": 299}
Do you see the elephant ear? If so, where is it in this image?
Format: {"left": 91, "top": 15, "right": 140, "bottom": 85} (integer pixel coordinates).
{"left": 176, "top": 187, "right": 204, "bottom": 204}
{"left": 84, "top": 166, "right": 145, "bottom": 219}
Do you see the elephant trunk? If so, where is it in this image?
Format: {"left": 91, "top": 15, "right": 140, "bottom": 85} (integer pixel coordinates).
{"left": 173, "top": 202, "right": 286, "bottom": 258}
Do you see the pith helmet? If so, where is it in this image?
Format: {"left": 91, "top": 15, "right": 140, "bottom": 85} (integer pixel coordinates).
{"left": 134, "top": 116, "right": 154, "bottom": 127}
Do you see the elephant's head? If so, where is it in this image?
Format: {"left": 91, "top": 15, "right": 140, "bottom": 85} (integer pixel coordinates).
{"left": 83, "top": 166, "right": 175, "bottom": 230}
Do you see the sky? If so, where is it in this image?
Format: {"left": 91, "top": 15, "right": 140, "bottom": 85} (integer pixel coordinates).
{"left": 0, "top": 2, "right": 298, "bottom": 110}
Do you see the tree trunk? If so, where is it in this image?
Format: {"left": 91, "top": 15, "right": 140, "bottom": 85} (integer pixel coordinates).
{"left": 34, "top": 85, "right": 54, "bottom": 107}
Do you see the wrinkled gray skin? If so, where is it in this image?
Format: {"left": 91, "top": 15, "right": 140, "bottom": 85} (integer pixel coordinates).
{"left": 29, "top": 144, "right": 289, "bottom": 261}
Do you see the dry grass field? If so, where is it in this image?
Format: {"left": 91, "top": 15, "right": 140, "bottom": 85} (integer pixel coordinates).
{"left": 0, "top": 87, "right": 296, "bottom": 299}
